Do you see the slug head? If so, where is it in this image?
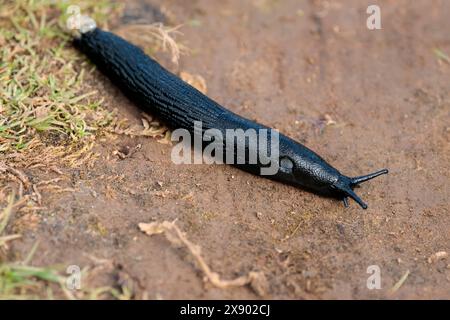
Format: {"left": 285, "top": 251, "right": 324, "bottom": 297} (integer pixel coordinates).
{"left": 277, "top": 155, "right": 388, "bottom": 209}
{"left": 331, "top": 169, "right": 389, "bottom": 209}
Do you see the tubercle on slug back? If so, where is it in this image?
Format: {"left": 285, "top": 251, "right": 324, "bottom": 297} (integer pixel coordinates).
{"left": 73, "top": 19, "right": 389, "bottom": 210}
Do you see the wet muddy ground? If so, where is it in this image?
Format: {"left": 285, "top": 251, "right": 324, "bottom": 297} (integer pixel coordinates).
{"left": 11, "top": 0, "right": 450, "bottom": 299}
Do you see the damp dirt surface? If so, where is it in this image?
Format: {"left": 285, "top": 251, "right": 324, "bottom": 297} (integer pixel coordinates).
{"left": 11, "top": 0, "right": 450, "bottom": 299}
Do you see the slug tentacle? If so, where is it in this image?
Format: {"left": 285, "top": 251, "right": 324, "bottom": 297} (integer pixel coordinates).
{"left": 351, "top": 169, "right": 389, "bottom": 185}
{"left": 332, "top": 169, "right": 388, "bottom": 209}
{"left": 344, "top": 188, "right": 368, "bottom": 210}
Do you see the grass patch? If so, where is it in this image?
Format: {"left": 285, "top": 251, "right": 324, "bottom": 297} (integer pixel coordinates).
{"left": 0, "top": 0, "right": 171, "bottom": 172}
{"left": 0, "top": 0, "right": 182, "bottom": 299}
{"left": 0, "top": 0, "right": 133, "bottom": 300}
{"left": 0, "top": 0, "right": 123, "bottom": 154}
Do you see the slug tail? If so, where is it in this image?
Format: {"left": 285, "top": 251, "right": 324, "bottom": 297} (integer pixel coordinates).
{"left": 351, "top": 169, "right": 388, "bottom": 185}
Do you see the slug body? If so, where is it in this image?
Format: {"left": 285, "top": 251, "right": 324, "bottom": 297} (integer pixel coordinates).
{"left": 74, "top": 27, "right": 388, "bottom": 209}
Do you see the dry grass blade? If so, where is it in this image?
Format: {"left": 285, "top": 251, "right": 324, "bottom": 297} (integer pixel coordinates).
{"left": 179, "top": 72, "right": 207, "bottom": 94}
{"left": 117, "top": 23, "right": 187, "bottom": 65}
{"left": 433, "top": 48, "right": 450, "bottom": 64}
{"left": 0, "top": 234, "right": 22, "bottom": 247}
{"left": 2, "top": 165, "right": 30, "bottom": 189}
{"left": 0, "top": 193, "right": 21, "bottom": 248}
{"left": 0, "top": 192, "right": 15, "bottom": 236}
{"left": 388, "top": 270, "right": 410, "bottom": 296}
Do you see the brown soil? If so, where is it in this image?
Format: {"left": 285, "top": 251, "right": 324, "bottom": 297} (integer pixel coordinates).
{"left": 10, "top": 0, "right": 450, "bottom": 299}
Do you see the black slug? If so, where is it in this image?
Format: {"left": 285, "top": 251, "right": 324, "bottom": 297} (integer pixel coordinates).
{"left": 73, "top": 19, "right": 388, "bottom": 209}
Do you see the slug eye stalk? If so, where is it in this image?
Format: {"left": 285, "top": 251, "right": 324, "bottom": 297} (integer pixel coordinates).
{"left": 335, "top": 169, "right": 389, "bottom": 209}
{"left": 351, "top": 169, "right": 389, "bottom": 185}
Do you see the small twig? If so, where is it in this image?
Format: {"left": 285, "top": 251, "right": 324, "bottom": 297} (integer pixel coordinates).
{"left": 139, "top": 220, "right": 267, "bottom": 294}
